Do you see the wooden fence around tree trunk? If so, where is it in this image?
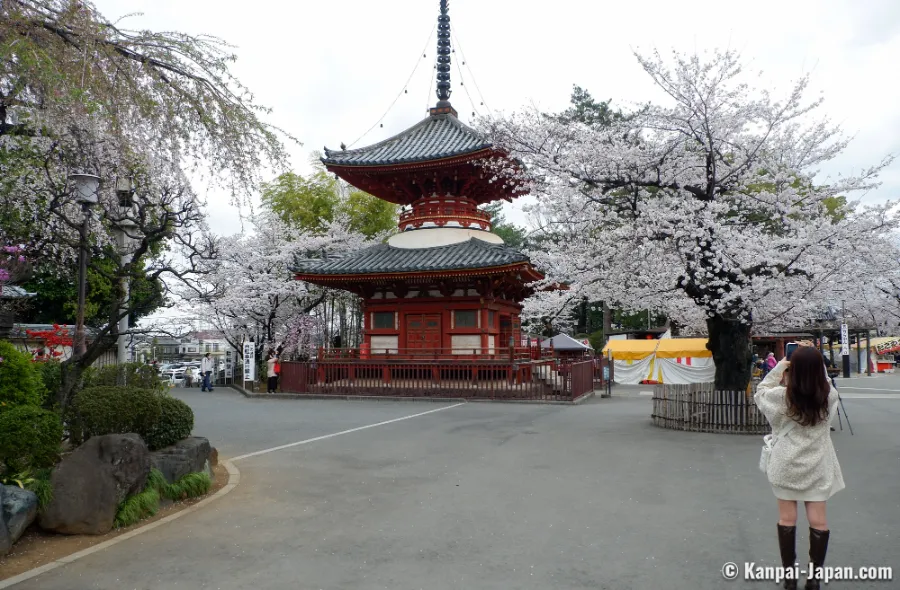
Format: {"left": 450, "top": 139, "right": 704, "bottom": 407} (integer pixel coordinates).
{"left": 652, "top": 382, "right": 770, "bottom": 434}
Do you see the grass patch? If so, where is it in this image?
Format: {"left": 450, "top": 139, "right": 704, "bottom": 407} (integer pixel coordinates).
{"left": 114, "top": 486, "right": 160, "bottom": 528}
{"left": 28, "top": 468, "right": 54, "bottom": 509}
{"left": 162, "top": 471, "right": 211, "bottom": 501}
{"left": 113, "top": 468, "right": 212, "bottom": 528}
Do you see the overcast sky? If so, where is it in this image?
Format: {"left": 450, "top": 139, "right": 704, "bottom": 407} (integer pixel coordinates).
{"left": 95, "top": 0, "right": 900, "bottom": 235}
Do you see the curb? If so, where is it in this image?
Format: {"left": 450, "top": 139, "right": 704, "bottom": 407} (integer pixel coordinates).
{"left": 0, "top": 460, "right": 241, "bottom": 589}
{"left": 230, "top": 384, "right": 600, "bottom": 405}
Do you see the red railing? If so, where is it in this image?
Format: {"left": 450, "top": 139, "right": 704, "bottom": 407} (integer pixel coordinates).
{"left": 278, "top": 358, "right": 596, "bottom": 402}
{"left": 318, "top": 346, "right": 554, "bottom": 362}
{"left": 398, "top": 197, "right": 492, "bottom": 231}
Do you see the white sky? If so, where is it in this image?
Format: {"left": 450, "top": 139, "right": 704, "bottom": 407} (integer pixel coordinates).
{"left": 94, "top": 0, "right": 900, "bottom": 234}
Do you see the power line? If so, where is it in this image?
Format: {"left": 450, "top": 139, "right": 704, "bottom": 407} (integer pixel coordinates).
{"left": 453, "top": 47, "right": 479, "bottom": 120}
{"left": 349, "top": 24, "right": 437, "bottom": 148}
{"left": 451, "top": 30, "right": 490, "bottom": 114}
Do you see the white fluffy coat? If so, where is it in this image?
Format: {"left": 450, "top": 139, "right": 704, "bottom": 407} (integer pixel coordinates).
{"left": 754, "top": 359, "right": 845, "bottom": 501}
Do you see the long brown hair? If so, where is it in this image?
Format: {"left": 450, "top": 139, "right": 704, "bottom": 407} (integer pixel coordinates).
{"left": 785, "top": 346, "right": 831, "bottom": 426}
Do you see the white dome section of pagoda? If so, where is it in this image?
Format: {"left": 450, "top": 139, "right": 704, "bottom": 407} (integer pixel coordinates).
{"left": 387, "top": 227, "right": 504, "bottom": 249}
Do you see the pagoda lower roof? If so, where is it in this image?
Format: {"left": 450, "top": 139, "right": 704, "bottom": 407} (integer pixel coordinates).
{"left": 322, "top": 113, "right": 491, "bottom": 167}
{"left": 292, "top": 238, "right": 539, "bottom": 279}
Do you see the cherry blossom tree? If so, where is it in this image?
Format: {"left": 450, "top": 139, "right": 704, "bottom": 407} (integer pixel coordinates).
{"left": 1, "top": 0, "right": 294, "bottom": 406}
{"left": 485, "top": 49, "right": 898, "bottom": 390}
{"left": 183, "top": 209, "right": 373, "bottom": 364}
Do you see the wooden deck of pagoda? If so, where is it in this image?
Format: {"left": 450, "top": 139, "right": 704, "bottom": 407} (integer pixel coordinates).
{"left": 278, "top": 349, "right": 605, "bottom": 402}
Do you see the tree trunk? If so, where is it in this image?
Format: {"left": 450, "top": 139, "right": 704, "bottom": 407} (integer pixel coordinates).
{"left": 706, "top": 314, "right": 752, "bottom": 391}
{"left": 58, "top": 359, "right": 86, "bottom": 412}
{"left": 602, "top": 302, "right": 612, "bottom": 341}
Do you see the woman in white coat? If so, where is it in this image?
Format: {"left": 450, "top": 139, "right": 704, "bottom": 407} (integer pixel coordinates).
{"left": 754, "top": 342, "right": 844, "bottom": 590}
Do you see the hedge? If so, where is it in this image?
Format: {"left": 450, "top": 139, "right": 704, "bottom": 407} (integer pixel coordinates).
{"left": 0, "top": 341, "right": 45, "bottom": 410}
{"left": 72, "top": 386, "right": 162, "bottom": 444}
{"left": 0, "top": 405, "right": 63, "bottom": 471}
{"left": 144, "top": 395, "right": 194, "bottom": 450}
{"left": 83, "top": 363, "right": 165, "bottom": 394}
{"left": 71, "top": 387, "right": 194, "bottom": 451}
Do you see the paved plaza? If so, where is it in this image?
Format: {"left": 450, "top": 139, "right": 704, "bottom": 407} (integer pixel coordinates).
{"left": 8, "top": 375, "right": 900, "bottom": 589}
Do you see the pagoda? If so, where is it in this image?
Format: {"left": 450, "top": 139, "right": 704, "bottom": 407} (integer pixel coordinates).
{"left": 292, "top": 0, "right": 543, "bottom": 358}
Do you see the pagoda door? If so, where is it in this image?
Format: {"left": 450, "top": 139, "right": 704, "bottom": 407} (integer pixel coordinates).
{"left": 406, "top": 314, "right": 441, "bottom": 354}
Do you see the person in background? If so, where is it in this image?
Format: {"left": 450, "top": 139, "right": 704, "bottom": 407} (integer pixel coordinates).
{"left": 200, "top": 352, "right": 214, "bottom": 392}
{"left": 266, "top": 350, "right": 279, "bottom": 394}
{"left": 754, "top": 342, "right": 844, "bottom": 590}
{"left": 184, "top": 365, "right": 194, "bottom": 388}
{"left": 765, "top": 352, "right": 778, "bottom": 374}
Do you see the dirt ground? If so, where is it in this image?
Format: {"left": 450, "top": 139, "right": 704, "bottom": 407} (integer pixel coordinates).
{"left": 0, "top": 462, "right": 229, "bottom": 581}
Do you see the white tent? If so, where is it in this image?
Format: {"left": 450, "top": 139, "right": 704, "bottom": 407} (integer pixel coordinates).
{"left": 540, "top": 334, "right": 592, "bottom": 351}
{"left": 601, "top": 338, "right": 714, "bottom": 385}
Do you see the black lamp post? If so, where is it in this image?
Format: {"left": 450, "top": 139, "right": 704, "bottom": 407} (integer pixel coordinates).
{"left": 68, "top": 173, "right": 101, "bottom": 359}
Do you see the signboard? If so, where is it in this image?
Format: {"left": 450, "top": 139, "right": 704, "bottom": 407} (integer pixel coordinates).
{"left": 840, "top": 324, "right": 850, "bottom": 356}
{"left": 242, "top": 342, "right": 255, "bottom": 382}
{"left": 225, "top": 350, "right": 233, "bottom": 378}
{"left": 874, "top": 338, "right": 900, "bottom": 355}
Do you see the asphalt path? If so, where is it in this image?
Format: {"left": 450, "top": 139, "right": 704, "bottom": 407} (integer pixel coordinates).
{"left": 10, "top": 383, "right": 900, "bottom": 589}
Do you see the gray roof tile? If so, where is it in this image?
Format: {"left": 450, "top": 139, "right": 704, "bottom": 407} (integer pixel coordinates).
{"left": 292, "top": 237, "right": 529, "bottom": 276}
{"left": 322, "top": 114, "right": 491, "bottom": 166}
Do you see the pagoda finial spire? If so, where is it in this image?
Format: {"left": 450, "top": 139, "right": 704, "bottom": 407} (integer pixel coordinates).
{"left": 435, "top": 0, "right": 452, "bottom": 105}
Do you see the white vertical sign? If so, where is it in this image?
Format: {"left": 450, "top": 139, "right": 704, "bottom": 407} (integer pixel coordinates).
{"left": 243, "top": 342, "right": 255, "bottom": 382}
{"left": 840, "top": 324, "right": 849, "bottom": 356}
{"left": 225, "top": 350, "right": 233, "bottom": 378}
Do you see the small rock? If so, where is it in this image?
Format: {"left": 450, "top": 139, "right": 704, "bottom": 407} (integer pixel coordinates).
{"left": 2, "top": 485, "right": 38, "bottom": 545}
{"left": 208, "top": 446, "right": 219, "bottom": 468}
{"left": 39, "top": 434, "right": 150, "bottom": 535}
{"left": 150, "top": 437, "right": 211, "bottom": 484}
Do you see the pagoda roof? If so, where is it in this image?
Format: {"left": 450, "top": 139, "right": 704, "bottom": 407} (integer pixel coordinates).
{"left": 292, "top": 237, "right": 533, "bottom": 277}
{"left": 323, "top": 113, "right": 491, "bottom": 168}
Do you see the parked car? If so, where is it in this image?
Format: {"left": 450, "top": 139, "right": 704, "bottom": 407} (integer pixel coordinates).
{"left": 161, "top": 367, "right": 185, "bottom": 386}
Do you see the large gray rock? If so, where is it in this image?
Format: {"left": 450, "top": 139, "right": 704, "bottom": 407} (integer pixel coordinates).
{"left": 0, "top": 487, "right": 10, "bottom": 555}
{"left": 38, "top": 434, "right": 150, "bottom": 535}
{"left": 150, "top": 437, "right": 211, "bottom": 484}
{"left": 2, "top": 485, "right": 38, "bottom": 545}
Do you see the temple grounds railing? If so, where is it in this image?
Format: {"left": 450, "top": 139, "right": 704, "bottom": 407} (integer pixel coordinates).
{"left": 317, "top": 347, "right": 555, "bottom": 362}
{"left": 651, "top": 382, "right": 771, "bottom": 434}
{"left": 279, "top": 359, "right": 596, "bottom": 402}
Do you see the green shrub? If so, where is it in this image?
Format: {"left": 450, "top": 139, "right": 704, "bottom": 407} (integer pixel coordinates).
{"left": 144, "top": 395, "right": 193, "bottom": 450}
{"left": 0, "top": 341, "right": 45, "bottom": 410}
{"left": 72, "top": 386, "right": 162, "bottom": 444}
{"left": 36, "top": 361, "right": 62, "bottom": 407}
{"left": 0, "top": 405, "right": 63, "bottom": 471}
{"left": 83, "top": 363, "right": 165, "bottom": 394}
{"left": 29, "top": 468, "right": 54, "bottom": 509}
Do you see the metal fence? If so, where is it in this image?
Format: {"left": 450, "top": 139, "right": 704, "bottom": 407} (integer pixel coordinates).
{"left": 651, "top": 382, "right": 771, "bottom": 434}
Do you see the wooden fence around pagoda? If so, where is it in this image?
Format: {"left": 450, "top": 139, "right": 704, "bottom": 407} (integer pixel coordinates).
{"left": 278, "top": 358, "right": 598, "bottom": 402}
{"left": 651, "top": 382, "right": 771, "bottom": 434}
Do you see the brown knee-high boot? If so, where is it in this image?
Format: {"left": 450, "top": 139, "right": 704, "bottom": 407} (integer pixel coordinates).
{"left": 777, "top": 524, "right": 798, "bottom": 590}
{"left": 804, "top": 528, "right": 830, "bottom": 590}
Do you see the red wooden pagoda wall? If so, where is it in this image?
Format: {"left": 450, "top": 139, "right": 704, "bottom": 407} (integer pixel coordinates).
{"left": 362, "top": 297, "right": 522, "bottom": 356}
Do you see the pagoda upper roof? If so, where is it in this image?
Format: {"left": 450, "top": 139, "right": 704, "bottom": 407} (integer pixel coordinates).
{"left": 292, "top": 237, "right": 534, "bottom": 278}
{"left": 323, "top": 112, "right": 491, "bottom": 168}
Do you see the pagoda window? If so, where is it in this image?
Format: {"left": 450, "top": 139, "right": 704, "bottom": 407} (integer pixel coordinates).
{"left": 488, "top": 311, "right": 496, "bottom": 328}
{"left": 372, "top": 311, "right": 397, "bottom": 330}
{"left": 453, "top": 310, "right": 478, "bottom": 329}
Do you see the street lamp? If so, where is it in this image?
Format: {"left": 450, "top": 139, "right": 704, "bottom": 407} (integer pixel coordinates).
{"left": 68, "top": 173, "right": 101, "bottom": 359}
